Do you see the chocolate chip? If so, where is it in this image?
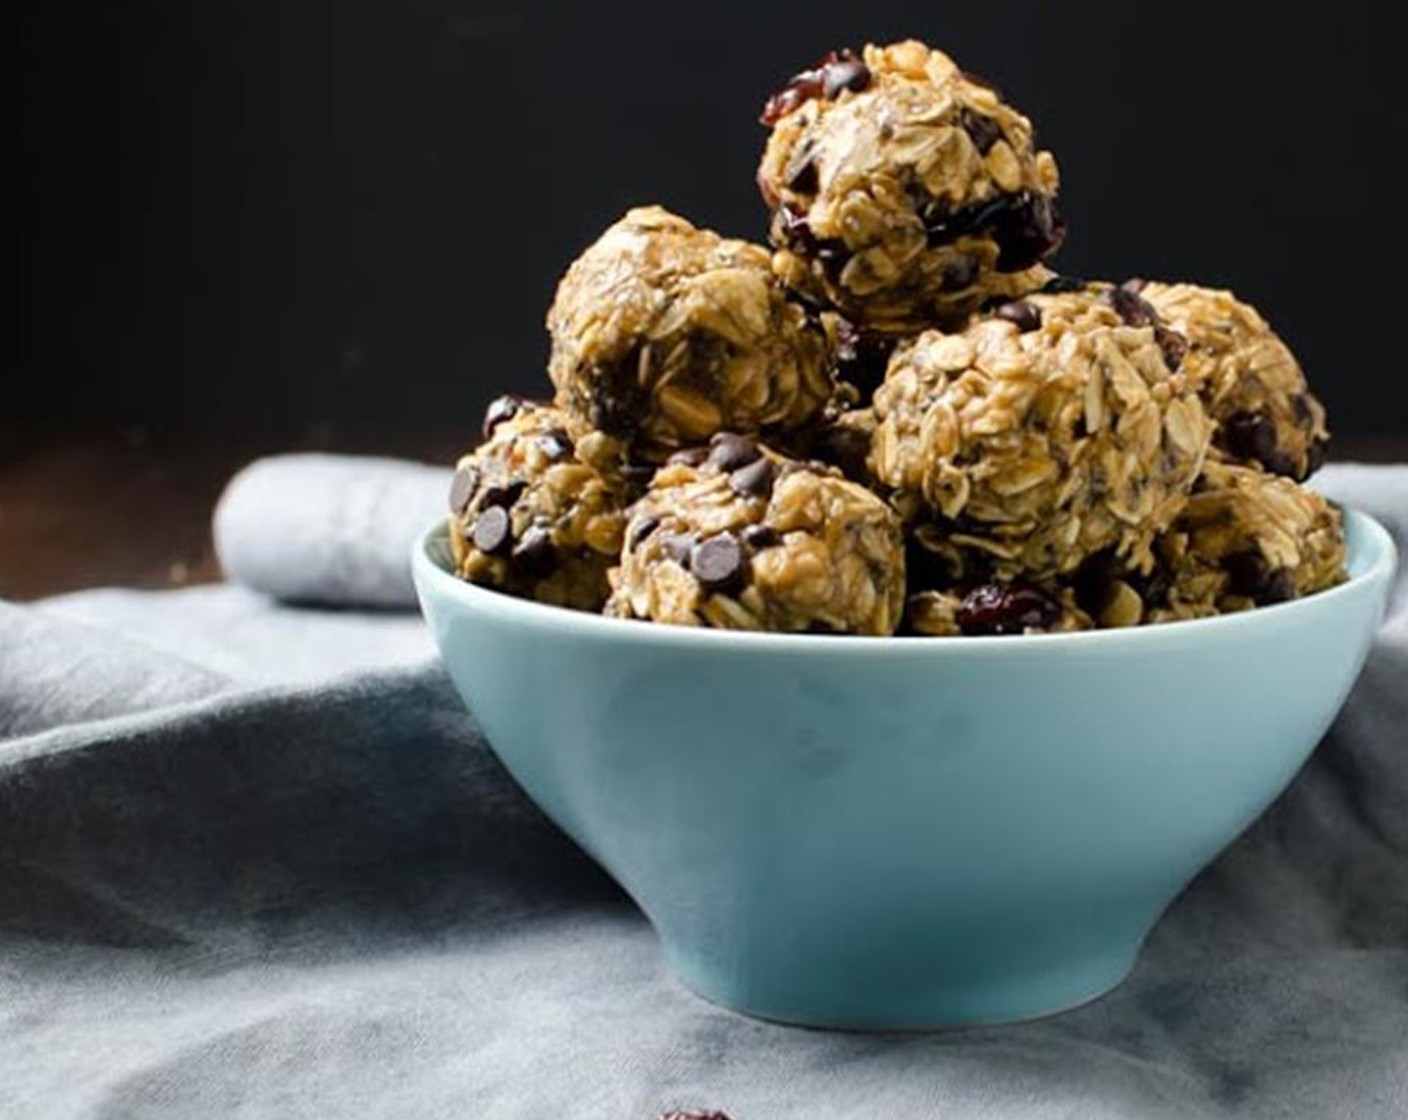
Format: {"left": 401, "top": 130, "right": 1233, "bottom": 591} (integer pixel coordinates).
{"left": 939, "top": 253, "right": 980, "bottom": 291}
{"left": 1043, "top": 274, "right": 1087, "bottom": 293}
{"left": 1222, "top": 412, "right": 1279, "bottom": 469}
{"left": 742, "top": 524, "right": 779, "bottom": 551}
{"left": 660, "top": 532, "right": 695, "bottom": 567}
{"left": 666, "top": 446, "right": 710, "bottom": 468}
{"left": 511, "top": 526, "right": 556, "bottom": 577}
{"left": 956, "top": 581, "right": 1062, "bottom": 635}
{"left": 1225, "top": 552, "right": 1295, "bottom": 606}
{"left": 1291, "top": 393, "right": 1314, "bottom": 425}
{"left": 660, "top": 1111, "right": 734, "bottom": 1120}
{"left": 537, "top": 428, "right": 574, "bottom": 462}
{"left": 471, "top": 506, "right": 512, "bottom": 555}
{"left": 448, "top": 465, "right": 479, "bottom": 514}
{"left": 482, "top": 395, "right": 524, "bottom": 439}
{"left": 707, "top": 433, "right": 762, "bottom": 472}
{"left": 993, "top": 300, "right": 1041, "bottom": 332}
{"left": 1105, "top": 285, "right": 1159, "bottom": 329}
{"left": 1154, "top": 325, "right": 1188, "bottom": 371}
{"left": 1224, "top": 550, "right": 1269, "bottom": 598}
{"left": 821, "top": 55, "right": 870, "bottom": 99}
{"left": 628, "top": 515, "right": 660, "bottom": 551}
{"left": 691, "top": 534, "right": 746, "bottom": 591}
{"left": 480, "top": 480, "right": 526, "bottom": 509}
{"left": 729, "top": 457, "right": 776, "bottom": 498}
{"left": 958, "top": 107, "right": 1003, "bottom": 155}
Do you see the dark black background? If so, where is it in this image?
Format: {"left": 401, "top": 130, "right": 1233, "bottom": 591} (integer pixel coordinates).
{"left": 18, "top": 0, "right": 1407, "bottom": 437}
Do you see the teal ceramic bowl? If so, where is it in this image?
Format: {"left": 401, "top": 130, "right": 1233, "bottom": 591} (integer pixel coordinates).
{"left": 412, "top": 510, "right": 1395, "bottom": 1029}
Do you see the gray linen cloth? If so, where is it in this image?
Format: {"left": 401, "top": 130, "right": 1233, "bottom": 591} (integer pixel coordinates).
{"left": 2, "top": 458, "right": 1405, "bottom": 1120}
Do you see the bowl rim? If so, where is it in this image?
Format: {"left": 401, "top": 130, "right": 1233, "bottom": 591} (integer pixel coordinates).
{"left": 412, "top": 507, "right": 1396, "bottom": 655}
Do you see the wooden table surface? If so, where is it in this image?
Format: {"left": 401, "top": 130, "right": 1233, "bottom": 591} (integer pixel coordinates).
{"left": 2, "top": 423, "right": 1405, "bottom": 602}
{"left": 0, "top": 423, "right": 468, "bottom": 602}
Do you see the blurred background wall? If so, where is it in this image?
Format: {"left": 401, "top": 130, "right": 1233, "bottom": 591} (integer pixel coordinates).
{"left": 18, "top": 0, "right": 1405, "bottom": 439}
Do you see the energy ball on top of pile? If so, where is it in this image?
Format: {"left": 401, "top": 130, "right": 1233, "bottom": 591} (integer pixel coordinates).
{"left": 546, "top": 206, "right": 836, "bottom": 460}
{"left": 448, "top": 397, "right": 635, "bottom": 612}
{"left": 758, "top": 39, "right": 1063, "bottom": 334}
{"left": 1136, "top": 281, "right": 1330, "bottom": 481}
{"left": 870, "top": 281, "right": 1212, "bottom": 581}
{"left": 1142, "top": 458, "right": 1346, "bottom": 623}
{"left": 606, "top": 433, "right": 906, "bottom": 634}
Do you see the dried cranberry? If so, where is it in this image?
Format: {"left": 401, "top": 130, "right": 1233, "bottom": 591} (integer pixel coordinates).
{"left": 1221, "top": 412, "right": 1279, "bottom": 469}
{"left": 836, "top": 319, "right": 895, "bottom": 396}
{"left": 822, "top": 55, "right": 870, "bottom": 98}
{"left": 956, "top": 581, "right": 1062, "bottom": 635}
{"left": 925, "top": 192, "right": 1064, "bottom": 271}
{"left": 989, "top": 193, "right": 1065, "bottom": 272}
{"left": 760, "top": 49, "right": 869, "bottom": 125}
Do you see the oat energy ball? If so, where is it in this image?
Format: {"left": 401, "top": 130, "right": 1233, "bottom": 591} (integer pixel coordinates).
{"left": 1146, "top": 459, "right": 1347, "bottom": 622}
{"left": 1138, "top": 281, "right": 1330, "bottom": 481}
{"left": 758, "top": 40, "right": 1063, "bottom": 334}
{"left": 448, "top": 398, "right": 632, "bottom": 612}
{"left": 871, "top": 284, "right": 1212, "bottom": 578}
{"left": 546, "top": 206, "right": 835, "bottom": 459}
{"left": 607, "top": 435, "right": 905, "bottom": 634}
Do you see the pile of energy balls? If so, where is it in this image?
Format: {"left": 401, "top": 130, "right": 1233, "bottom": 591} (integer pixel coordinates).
{"left": 447, "top": 39, "right": 1346, "bottom": 636}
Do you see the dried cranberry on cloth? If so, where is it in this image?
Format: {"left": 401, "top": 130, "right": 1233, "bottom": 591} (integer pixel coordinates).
{"left": 1, "top": 458, "right": 1405, "bottom": 1119}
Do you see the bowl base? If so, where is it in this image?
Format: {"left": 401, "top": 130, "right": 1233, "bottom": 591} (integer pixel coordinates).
{"left": 664, "top": 943, "right": 1140, "bottom": 1031}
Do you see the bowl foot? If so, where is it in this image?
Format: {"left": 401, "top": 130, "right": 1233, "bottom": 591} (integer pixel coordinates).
{"left": 663, "top": 941, "right": 1141, "bottom": 1031}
